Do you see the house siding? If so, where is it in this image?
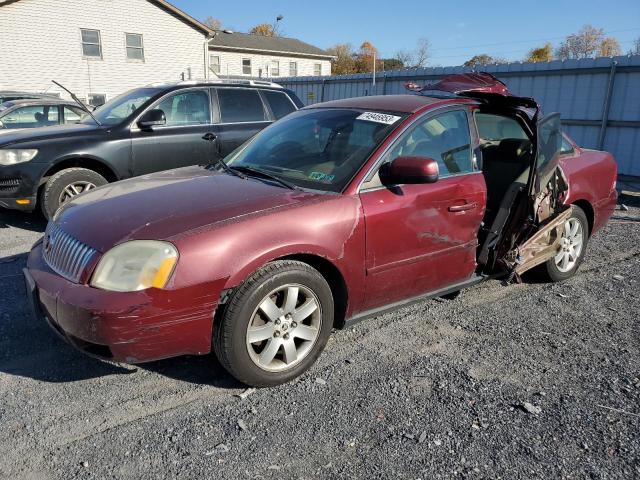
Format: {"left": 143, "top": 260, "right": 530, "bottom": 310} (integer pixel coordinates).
{"left": 209, "top": 49, "right": 332, "bottom": 79}
{"left": 0, "top": 0, "right": 208, "bottom": 102}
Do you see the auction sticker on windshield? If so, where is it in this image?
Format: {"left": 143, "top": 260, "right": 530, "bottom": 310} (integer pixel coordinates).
{"left": 356, "top": 112, "right": 402, "bottom": 125}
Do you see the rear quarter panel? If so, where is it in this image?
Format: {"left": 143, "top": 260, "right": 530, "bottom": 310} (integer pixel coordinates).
{"left": 561, "top": 148, "right": 618, "bottom": 234}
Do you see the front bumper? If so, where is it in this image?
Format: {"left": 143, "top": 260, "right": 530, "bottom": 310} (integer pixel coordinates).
{"left": 0, "top": 162, "right": 47, "bottom": 211}
{"left": 25, "top": 241, "right": 225, "bottom": 363}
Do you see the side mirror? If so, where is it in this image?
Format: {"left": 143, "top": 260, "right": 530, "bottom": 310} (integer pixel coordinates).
{"left": 137, "top": 109, "right": 166, "bottom": 130}
{"left": 381, "top": 156, "right": 439, "bottom": 185}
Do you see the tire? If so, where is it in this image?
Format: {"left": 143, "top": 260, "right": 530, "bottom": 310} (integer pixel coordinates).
{"left": 539, "top": 205, "right": 589, "bottom": 282}
{"left": 40, "top": 168, "right": 108, "bottom": 219}
{"left": 440, "top": 290, "right": 461, "bottom": 301}
{"left": 214, "top": 260, "right": 334, "bottom": 387}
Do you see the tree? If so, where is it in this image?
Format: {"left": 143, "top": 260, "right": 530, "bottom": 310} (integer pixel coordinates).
{"left": 203, "top": 17, "right": 222, "bottom": 30}
{"left": 630, "top": 38, "right": 640, "bottom": 55}
{"left": 599, "top": 37, "right": 621, "bottom": 57}
{"left": 326, "top": 43, "right": 357, "bottom": 75}
{"left": 526, "top": 42, "right": 553, "bottom": 63}
{"left": 249, "top": 23, "right": 278, "bottom": 37}
{"left": 556, "top": 24, "right": 605, "bottom": 59}
{"left": 464, "top": 54, "right": 497, "bottom": 67}
{"left": 394, "top": 38, "right": 430, "bottom": 69}
{"left": 395, "top": 50, "right": 414, "bottom": 67}
{"left": 354, "top": 41, "right": 380, "bottom": 73}
{"left": 380, "top": 58, "right": 404, "bottom": 71}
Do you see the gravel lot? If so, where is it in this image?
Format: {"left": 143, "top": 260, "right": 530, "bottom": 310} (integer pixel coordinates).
{"left": 0, "top": 197, "right": 638, "bottom": 480}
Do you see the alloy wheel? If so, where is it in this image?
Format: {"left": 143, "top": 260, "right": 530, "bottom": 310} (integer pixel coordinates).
{"left": 554, "top": 217, "right": 584, "bottom": 273}
{"left": 58, "top": 181, "right": 96, "bottom": 205}
{"left": 246, "top": 283, "right": 322, "bottom": 372}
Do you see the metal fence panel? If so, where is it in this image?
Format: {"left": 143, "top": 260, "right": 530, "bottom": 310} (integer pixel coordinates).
{"left": 278, "top": 55, "right": 640, "bottom": 176}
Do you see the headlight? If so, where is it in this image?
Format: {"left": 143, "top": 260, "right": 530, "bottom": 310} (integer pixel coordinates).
{"left": 90, "top": 240, "right": 178, "bottom": 292}
{"left": 0, "top": 149, "right": 38, "bottom": 165}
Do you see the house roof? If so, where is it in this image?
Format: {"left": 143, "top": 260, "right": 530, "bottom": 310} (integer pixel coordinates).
{"left": 209, "top": 31, "right": 334, "bottom": 60}
{"left": 0, "top": 0, "right": 215, "bottom": 36}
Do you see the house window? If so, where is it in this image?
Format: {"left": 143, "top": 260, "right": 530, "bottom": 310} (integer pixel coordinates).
{"left": 289, "top": 61, "right": 298, "bottom": 76}
{"left": 126, "top": 33, "right": 144, "bottom": 61}
{"left": 210, "top": 55, "right": 221, "bottom": 74}
{"left": 88, "top": 94, "right": 106, "bottom": 107}
{"left": 242, "top": 58, "right": 252, "bottom": 75}
{"left": 271, "top": 60, "right": 280, "bottom": 77}
{"left": 314, "top": 63, "right": 322, "bottom": 76}
{"left": 81, "top": 29, "right": 102, "bottom": 58}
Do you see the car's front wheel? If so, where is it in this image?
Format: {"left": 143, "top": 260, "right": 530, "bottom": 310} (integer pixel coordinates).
{"left": 213, "top": 260, "right": 334, "bottom": 387}
{"left": 40, "top": 167, "right": 107, "bottom": 219}
{"left": 541, "top": 205, "right": 589, "bottom": 282}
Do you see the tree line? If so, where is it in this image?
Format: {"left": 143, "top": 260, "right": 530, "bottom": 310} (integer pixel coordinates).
{"left": 202, "top": 17, "right": 640, "bottom": 74}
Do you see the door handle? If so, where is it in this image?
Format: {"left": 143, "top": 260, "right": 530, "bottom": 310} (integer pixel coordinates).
{"left": 448, "top": 202, "right": 477, "bottom": 212}
{"left": 202, "top": 132, "right": 217, "bottom": 141}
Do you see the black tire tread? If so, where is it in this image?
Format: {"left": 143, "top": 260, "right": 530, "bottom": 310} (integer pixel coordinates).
{"left": 40, "top": 167, "right": 107, "bottom": 219}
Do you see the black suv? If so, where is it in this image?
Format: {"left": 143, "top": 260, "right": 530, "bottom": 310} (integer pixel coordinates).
{"left": 0, "top": 80, "right": 303, "bottom": 217}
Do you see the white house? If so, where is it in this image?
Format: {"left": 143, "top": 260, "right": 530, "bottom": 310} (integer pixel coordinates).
{"left": 0, "top": 0, "right": 214, "bottom": 105}
{"left": 208, "top": 31, "right": 333, "bottom": 79}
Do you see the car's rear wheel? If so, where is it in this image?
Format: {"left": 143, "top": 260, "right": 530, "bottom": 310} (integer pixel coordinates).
{"left": 213, "top": 260, "right": 334, "bottom": 387}
{"left": 40, "top": 167, "right": 107, "bottom": 219}
{"left": 540, "top": 205, "right": 589, "bottom": 282}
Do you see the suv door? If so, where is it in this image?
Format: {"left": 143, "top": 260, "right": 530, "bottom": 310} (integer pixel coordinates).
{"left": 130, "top": 88, "right": 216, "bottom": 175}
{"left": 359, "top": 108, "right": 486, "bottom": 310}
{"left": 211, "top": 87, "right": 272, "bottom": 158}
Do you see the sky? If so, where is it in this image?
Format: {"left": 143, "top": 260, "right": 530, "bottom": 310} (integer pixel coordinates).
{"left": 171, "top": 0, "right": 640, "bottom": 66}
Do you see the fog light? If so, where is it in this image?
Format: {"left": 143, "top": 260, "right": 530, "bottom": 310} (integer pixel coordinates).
{"left": 16, "top": 199, "right": 31, "bottom": 205}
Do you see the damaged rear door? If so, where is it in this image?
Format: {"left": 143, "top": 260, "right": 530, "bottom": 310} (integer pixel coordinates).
{"left": 504, "top": 112, "right": 571, "bottom": 276}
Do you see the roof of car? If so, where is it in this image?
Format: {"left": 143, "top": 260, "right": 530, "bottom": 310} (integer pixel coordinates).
{"left": 304, "top": 94, "right": 475, "bottom": 114}
{"left": 1, "top": 98, "right": 77, "bottom": 107}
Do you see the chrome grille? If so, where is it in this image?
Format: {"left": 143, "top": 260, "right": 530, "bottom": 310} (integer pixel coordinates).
{"left": 42, "top": 222, "right": 97, "bottom": 283}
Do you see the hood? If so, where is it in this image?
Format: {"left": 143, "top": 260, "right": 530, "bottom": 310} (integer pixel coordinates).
{"left": 0, "top": 122, "right": 101, "bottom": 147}
{"left": 56, "top": 166, "right": 326, "bottom": 252}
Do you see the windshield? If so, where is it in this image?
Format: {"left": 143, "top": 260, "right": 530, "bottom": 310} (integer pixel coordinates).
{"left": 86, "top": 87, "right": 160, "bottom": 126}
{"left": 226, "top": 109, "right": 403, "bottom": 192}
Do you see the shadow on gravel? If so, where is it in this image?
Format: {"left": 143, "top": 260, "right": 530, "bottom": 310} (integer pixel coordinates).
{"left": 140, "top": 355, "right": 242, "bottom": 389}
{"left": 0, "top": 210, "right": 47, "bottom": 232}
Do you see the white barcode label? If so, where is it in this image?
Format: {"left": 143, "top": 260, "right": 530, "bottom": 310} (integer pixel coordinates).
{"left": 356, "top": 112, "right": 401, "bottom": 125}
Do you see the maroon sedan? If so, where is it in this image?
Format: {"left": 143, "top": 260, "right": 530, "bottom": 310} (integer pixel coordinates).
{"left": 24, "top": 74, "right": 618, "bottom": 386}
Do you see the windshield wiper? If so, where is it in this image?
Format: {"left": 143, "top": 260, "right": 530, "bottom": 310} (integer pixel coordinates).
{"left": 232, "top": 166, "right": 301, "bottom": 190}
{"left": 209, "top": 158, "right": 247, "bottom": 180}
{"left": 52, "top": 80, "right": 102, "bottom": 126}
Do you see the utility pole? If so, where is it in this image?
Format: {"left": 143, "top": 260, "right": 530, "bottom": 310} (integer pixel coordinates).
{"left": 372, "top": 52, "right": 376, "bottom": 90}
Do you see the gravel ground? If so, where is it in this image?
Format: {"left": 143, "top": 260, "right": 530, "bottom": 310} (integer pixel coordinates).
{"left": 0, "top": 197, "right": 638, "bottom": 480}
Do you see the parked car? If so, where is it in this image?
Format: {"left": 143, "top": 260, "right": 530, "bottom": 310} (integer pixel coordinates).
{"left": 0, "top": 98, "right": 86, "bottom": 130}
{"left": 0, "top": 79, "right": 302, "bottom": 217}
{"left": 24, "top": 73, "right": 617, "bottom": 387}
{"left": 0, "top": 91, "right": 59, "bottom": 104}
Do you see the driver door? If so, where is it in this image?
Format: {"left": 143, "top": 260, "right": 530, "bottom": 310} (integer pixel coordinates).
{"left": 359, "top": 108, "right": 486, "bottom": 310}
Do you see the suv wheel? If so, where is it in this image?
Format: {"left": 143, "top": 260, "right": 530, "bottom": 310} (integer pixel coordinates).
{"left": 214, "top": 260, "right": 334, "bottom": 387}
{"left": 540, "top": 205, "right": 589, "bottom": 282}
{"left": 40, "top": 168, "right": 107, "bottom": 219}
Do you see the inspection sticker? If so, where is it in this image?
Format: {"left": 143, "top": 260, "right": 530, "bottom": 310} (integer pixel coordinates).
{"left": 356, "top": 112, "right": 402, "bottom": 125}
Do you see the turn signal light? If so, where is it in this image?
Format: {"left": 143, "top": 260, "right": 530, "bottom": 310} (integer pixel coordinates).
{"left": 16, "top": 199, "right": 31, "bottom": 205}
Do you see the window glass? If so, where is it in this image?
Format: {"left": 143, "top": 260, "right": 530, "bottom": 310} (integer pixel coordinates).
{"left": 262, "top": 91, "right": 296, "bottom": 120}
{"left": 126, "top": 33, "right": 144, "bottom": 61}
{"left": 1, "top": 105, "right": 58, "bottom": 128}
{"left": 217, "top": 89, "right": 266, "bottom": 123}
{"left": 226, "top": 109, "right": 401, "bottom": 192}
{"left": 289, "top": 62, "right": 298, "bottom": 76}
{"left": 242, "top": 58, "right": 251, "bottom": 75}
{"left": 560, "top": 134, "right": 574, "bottom": 154}
{"left": 314, "top": 63, "right": 322, "bottom": 76}
{"left": 64, "top": 106, "right": 85, "bottom": 123}
{"left": 90, "top": 87, "right": 158, "bottom": 126}
{"left": 210, "top": 55, "right": 220, "bottom": 74}
{"left": 475, "top": 113, "right": 527, "bottom": 141}
{"left": 271, "top": 60, "right": 279, "bottom": 77}
{"left": 155, "top": 90, "right": 211, "bottom": 126}
{"left": 81, "top": 29, "right": 102, "bottom": 58}
{"left": 389, "top": 110, "right": 473, "bottom": 176}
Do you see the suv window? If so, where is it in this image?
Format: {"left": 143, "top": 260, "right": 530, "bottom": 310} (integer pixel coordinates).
{"left": 63, "top": 106, "right": 85, "bottom": 124}
{"left": 262, "top": 90, "right": 296, "bottom": 120}
{"left": 560, "top": 134, "right": 574, "bottom": 155}
{"left": 155, "top": 90, "right": 211, "bottom": 126}
{"left": 390, "top": 110, "right": 473, "bottom": 176}
{"left": 217, "top": 88, "right": 266, "bottom": 123}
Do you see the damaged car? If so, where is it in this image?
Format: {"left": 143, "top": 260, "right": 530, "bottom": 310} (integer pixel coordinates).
{"left": 24, "top": 73, "right": 618, "bottom": 387}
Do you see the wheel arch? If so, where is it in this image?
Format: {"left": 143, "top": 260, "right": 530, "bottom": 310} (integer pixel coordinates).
{"left": 40, "top": 156, "right": 119, "bottom": 185}
{"left": 571, "top": 199, "right": 594, "bottom": 236}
